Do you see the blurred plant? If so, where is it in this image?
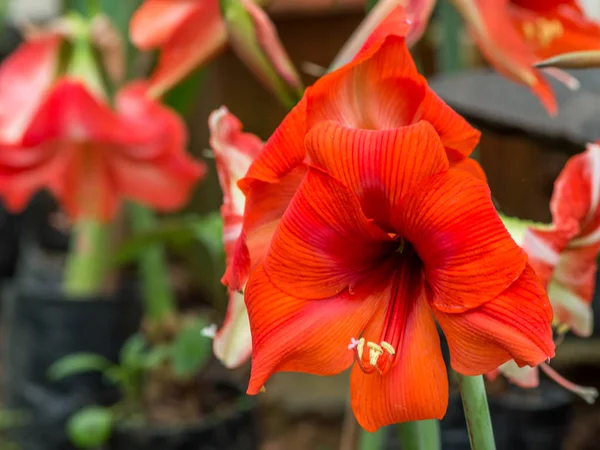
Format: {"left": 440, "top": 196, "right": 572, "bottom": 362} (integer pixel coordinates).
{"left": 48, "top": 321, "right": 213, "bottom": 448}
{"left": 129, "top": 0, "right": 303, "bottom": 106}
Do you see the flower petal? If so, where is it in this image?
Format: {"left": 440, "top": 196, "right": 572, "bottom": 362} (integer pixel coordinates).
{"left": 551, "top": 143, "right": 600, "bottom": 243}
{"left": 241, "top": 97, "right": 307, "bottom": 187}
{"left": 351, "top": 279, "right": 448, "bottom": 431}
{"left": 0, "top": 36, "right": 60, "bottom": 144}
{"left": 396, "top": 169, "right": 528, "bottom": 312}
{"left": 130, "top": 0, "right": 200, "bottom": 49}
{"left": 498, "top": 359, "right": 540, "bottom": 388}
{"left": 209, "top": 106, "right": 263, "bottom": 262}
{"left": 145, "top": 0, "right": 227, "bottom": 97}
{"left": 226, "top": 165, "right": 307, "bottom": 291}
{"left": 263, "top": 167, "right": 393, "bottom": 300}
{"left": 305, "top": 120, "right": 449, "bottom": 230}
{"left": 246, "top": 264, "right": 382, "bottom": 394}
{"left": 112, "top": 82, "right": 204, "bottom": 211}
{"left": 214, "top": 290, "right": 252, "bottom": 368}
{"left": 308, "top": 28, "right": 480, "bottom": 158}
{"left": 434, "top": 265, "right": 555, "bottom": 375}
{"left": 549, "top": 244, "right": 599, "bottom": 337}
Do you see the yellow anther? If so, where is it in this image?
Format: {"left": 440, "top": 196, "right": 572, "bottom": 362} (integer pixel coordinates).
{"left": 366, "top": 342, "right": 383, "bottom": 367}
{"left": 380, "top": 341, "right": 395, "bottom": 355}
{"left": 355, "top": 338, "right": 366, "bottom": 359}
{"left": 260, "top": 386, "right": 267, "bottom": 393}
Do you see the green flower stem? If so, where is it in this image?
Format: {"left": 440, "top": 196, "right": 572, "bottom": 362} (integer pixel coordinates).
{"left": 457, "top": 374, "right": 496, "bottom": 450}
{"left": 398, "top": 420, "right": 441, "bottom": 450}
{"left": 358, "top": 428, "right": 384, "bottom": 450}
{"left": 64, "top": 219, "right": 111, "bottom": 297}
{"left": 128, "top": 203, "right": 176, "bottom": 322}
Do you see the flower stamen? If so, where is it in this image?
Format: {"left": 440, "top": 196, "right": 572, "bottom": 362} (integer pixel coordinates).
{"left": 350, "top": 337, "right": 396, "bottom": 375}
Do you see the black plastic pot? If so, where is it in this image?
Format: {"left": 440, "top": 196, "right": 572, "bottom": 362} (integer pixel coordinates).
{"left": 110, "top": 393, "right": 259, "bottom": 450}
{"left": 1, "top": 241, "right": 142, "bottom": 450}
{"left": 489, "top": 380, "right": 573, "bottom": 450}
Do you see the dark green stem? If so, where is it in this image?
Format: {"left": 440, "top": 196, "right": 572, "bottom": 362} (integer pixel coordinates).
{"left": 398, "top": 420, "right": 441, "bottom": 450}
{"left": 457, "top": 374, "right": 496, "bottom": 450}
{"left": 128, "top": 203, "right": 177, "bottom": 322}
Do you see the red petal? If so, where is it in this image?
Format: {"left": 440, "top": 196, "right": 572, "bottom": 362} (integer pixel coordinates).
{"left": 418, "top": 88, "right": 481, "bottom": 158}
{"left": 264, "top": 167, "right": 393, "bottom": 299}
{"left": 449, "top": 157, "right": 487, "bottom": 181}
{"left": 395, "top": 169, "right": 528, "bottom": 312}
{"left": 146, "top": 0, "right": 227, "bottom": 97}
{"left": 23, "top": 80, "right": 145, "bottom": 147}
{"left": 227, "top": 165, "right": 307, "bottom": 291}
{"left": 130, "top": 0, "right": 199, "bottom": 49}
{"left": 214, "top": 290, "right": 252, "bottom": 368}
{"left": 246, "top": 264, "right": 382, "bottom": 394}
{"left": 241, "top": 97, "right": 307, "bottom": 187}
{"left": 351, "top": 275, "right": 447, "bottom": 431}
{"left": 550, "top": 143, "right": 600, "bottom": 242}
{"left": 0, "top": 36, "right": 60, "bottom": 144}
{"left": 113, "top": 82, "right": 205, "bottom": 211}
{"left": 307, "top": 29, "right": 479, "bottom": 158}
{"left": 305, "top": 120, "right": 449, "bottom": 230}
{"left": 434, "top": 265, "right": 555, "bottom": 375}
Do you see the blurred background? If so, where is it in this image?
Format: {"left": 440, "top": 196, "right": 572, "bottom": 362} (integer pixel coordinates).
{"left": 0, "top": 1, "right": 599, "bottom": 450}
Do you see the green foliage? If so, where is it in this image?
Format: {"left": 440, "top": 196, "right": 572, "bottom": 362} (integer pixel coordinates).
{"left": 47, "top": 353, "right": 113, "bottom": 381}
{"left": 171, "top": 317, "right": 213, "bottom": 379}
{"left": 67, "top": 406, "right": 114, "bottom": 449}
{"left": 115, "top": 213, "right": 224, "bottom": 266}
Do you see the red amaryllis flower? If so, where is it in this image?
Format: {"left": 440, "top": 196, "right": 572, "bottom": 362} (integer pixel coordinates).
{"left": 226, "top": 6, "right": 483, "bottom": 292}
{"left": 231, "top": 6, "right": 554, "bottom": 430}
{"left": 209, "top": 106, "right": 262, "bottom": 368}
{"left": 245, "top": 118, "right": 554, "bottom": 431}
{"left": 0, "top": 79, "right": 204, "bottom": 221}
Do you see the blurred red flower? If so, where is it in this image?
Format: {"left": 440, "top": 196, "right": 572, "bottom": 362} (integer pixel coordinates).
{"left": 0, "top": 38, "right": 204, "bottom": 221}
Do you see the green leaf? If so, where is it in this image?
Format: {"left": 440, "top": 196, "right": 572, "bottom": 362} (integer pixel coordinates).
{"left": 170, "top": 317, "right": 213, "bottom": 379}
{"left": 47, "top": 353, "right": 113, "bottom": 381}
{"left": 67, "top": 406, "right": 114, "bottom": 449}
{"left": 143, "top": 344, "right": 171, "bottom": 369}
{"left": 114, "top": 213, "right": 223, "bottom": 266}
{"left": 119, "top": 333, "right": 147, "bottom": 370}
